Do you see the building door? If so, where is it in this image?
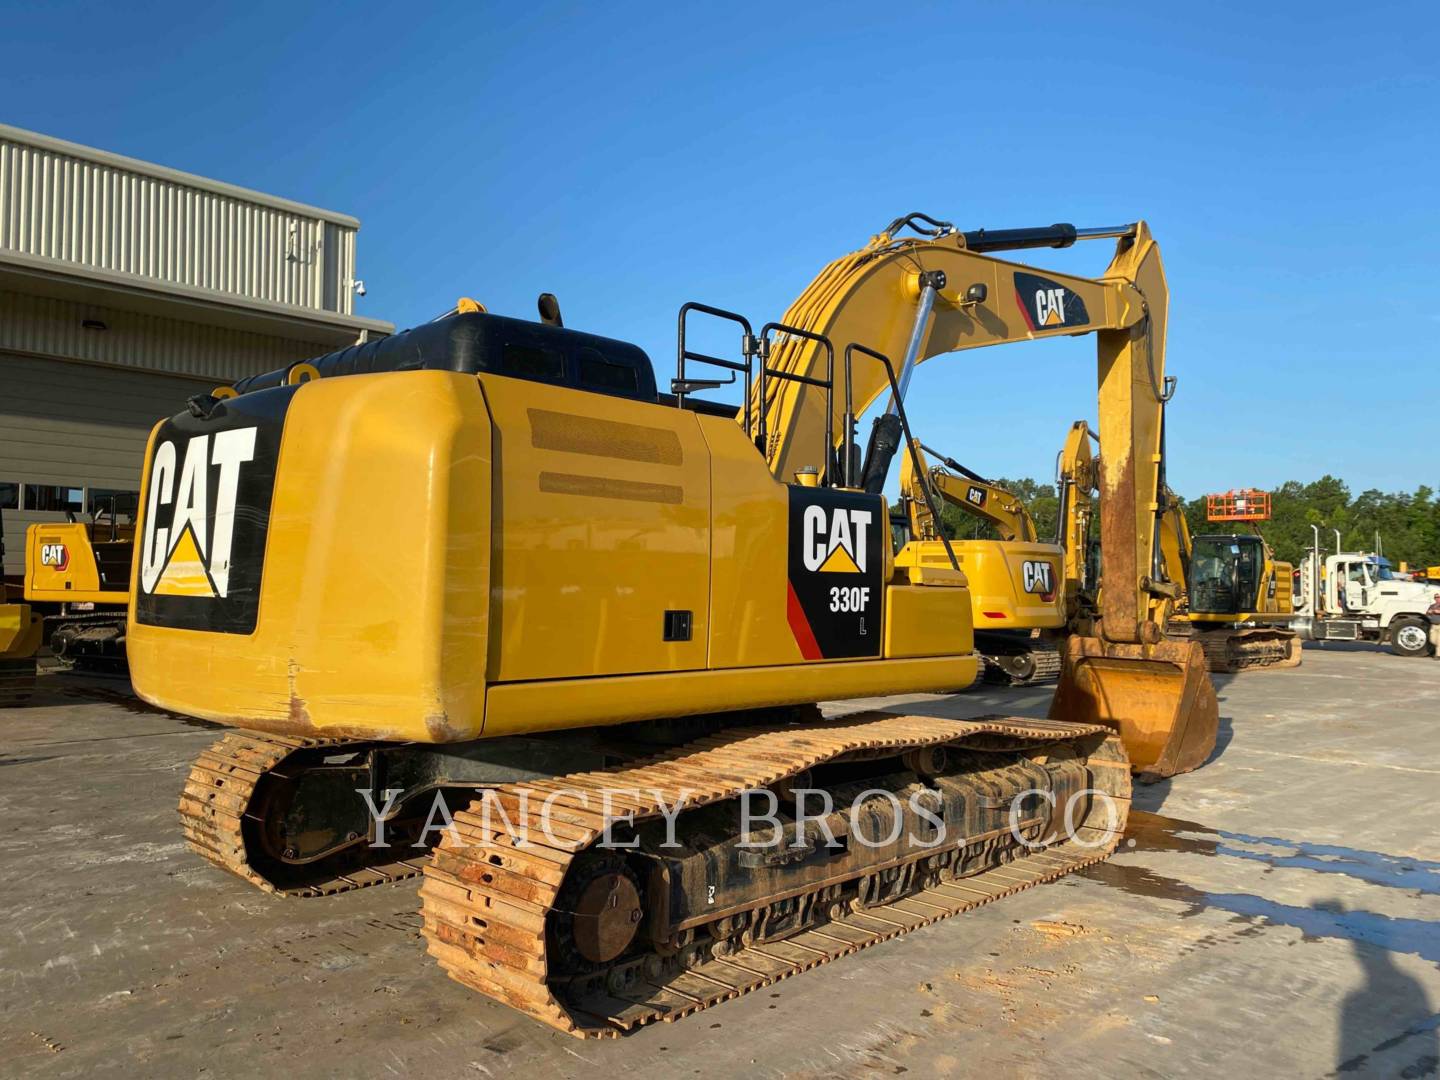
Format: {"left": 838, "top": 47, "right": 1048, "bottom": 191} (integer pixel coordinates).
{"left": 0, "top": 353, "right": 211, "bottom": 576}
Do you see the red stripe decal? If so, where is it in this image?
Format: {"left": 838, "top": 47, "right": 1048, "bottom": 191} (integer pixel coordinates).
{"left": 1014, "top": 287, "right": 1035, "bottom": 331}
{"left": 786, "top": 580, "right": 823, "bottom": 660}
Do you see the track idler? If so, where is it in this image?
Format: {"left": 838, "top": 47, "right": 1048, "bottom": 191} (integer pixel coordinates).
{"left": 1049, "top": 633, "right": 1219, "bottom": 781}
{"left": 978, "top": 638, "right": 1064, "bottom": 687}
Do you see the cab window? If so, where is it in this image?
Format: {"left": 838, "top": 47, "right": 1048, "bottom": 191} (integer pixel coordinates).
{"left": 24, "top": 484, "right": 84, "bottom": 513}
{"left": 88, "top": 489, "right": 139, "bottom": 523}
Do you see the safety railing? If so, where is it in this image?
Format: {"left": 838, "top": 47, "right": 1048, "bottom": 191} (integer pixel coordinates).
{"left": 1206, "top": 489, "right": 1271, "bottom": 522}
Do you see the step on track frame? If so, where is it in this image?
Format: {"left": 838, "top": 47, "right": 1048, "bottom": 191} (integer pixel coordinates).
{"left": 419, "top": 712, "right": 1129, "bottom": 1038}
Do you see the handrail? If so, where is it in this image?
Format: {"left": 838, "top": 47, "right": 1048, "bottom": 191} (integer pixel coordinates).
{"left": 846, "top": 343, "right": 958, "bottom": 572}
{"left": 760, "top": 322, "right": 836, "bottom": 484}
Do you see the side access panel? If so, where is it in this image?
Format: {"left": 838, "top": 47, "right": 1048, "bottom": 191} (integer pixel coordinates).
{"left": 482, "top": 377, "right": 711, "bottom": 682}
{"left": 24, "top": 522, "right": 128, "bottom": 604}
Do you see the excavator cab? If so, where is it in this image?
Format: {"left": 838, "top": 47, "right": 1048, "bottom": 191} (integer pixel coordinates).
{"left": 1190, "top": 534, "right": 1266, "bottom": 615}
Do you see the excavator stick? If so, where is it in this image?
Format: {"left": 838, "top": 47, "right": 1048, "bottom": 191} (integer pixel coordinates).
{"left": 1049, "top": 635, "right": 1219, "bottom": 781}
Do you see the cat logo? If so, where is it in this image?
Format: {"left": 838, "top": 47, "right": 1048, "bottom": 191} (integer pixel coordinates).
{"left": 966, "top": 486, "right": 987, "bottom": 507}
{"left": 801, "top": 504, "right": 872, "bottom": 574}
{"left": 139, "top": 429, "right": 257, "bottom": 599}
{"left": 787, "top": 488, "right": 884, "bottom": 660}
{"left": 1014, "top": 271, "right": 1089, "bottom": 332}
{"left": 40, "top": 543, "right": 69, "bottom": 570}
{"left": 1035, "top": 287, "right": 1068, "bottom": 327}
{"left": 1022, "top": 559, "right": 1056, "bottom": 597}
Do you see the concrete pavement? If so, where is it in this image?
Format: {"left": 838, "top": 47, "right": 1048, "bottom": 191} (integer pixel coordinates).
{"left": 1, "top": 642, "right": 1436, "bottom": 1078}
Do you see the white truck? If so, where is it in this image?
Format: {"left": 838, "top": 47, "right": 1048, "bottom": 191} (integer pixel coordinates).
{"left": 1291, "top": 530, "right": 1440, "bottom": 657}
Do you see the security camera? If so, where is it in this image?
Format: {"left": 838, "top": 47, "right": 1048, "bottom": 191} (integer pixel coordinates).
{"left": 352, "top": 279, "right": 367, "bottom": 297}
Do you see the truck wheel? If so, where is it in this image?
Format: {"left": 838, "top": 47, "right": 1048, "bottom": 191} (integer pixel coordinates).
{"left": 1389, "top": 618, "right": 1432, "bottom": 658}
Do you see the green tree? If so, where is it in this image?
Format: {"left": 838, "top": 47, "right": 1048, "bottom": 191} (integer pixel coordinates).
{"left": 942, "top": 476, "right": 1440, "bottom": 570}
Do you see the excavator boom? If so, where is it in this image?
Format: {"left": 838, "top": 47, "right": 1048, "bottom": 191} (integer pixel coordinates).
{"left": 900, "top": 444, "right": 1038, "bottom": 544}
{"left": 1057, "top": 420, "right": 1099, "bottom": 623}
{"left": 750, "top": 217, "right": 1218, "bottom": 778}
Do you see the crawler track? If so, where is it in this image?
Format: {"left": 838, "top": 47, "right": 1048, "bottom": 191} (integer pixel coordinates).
{"left": 420, "top": 712, "right": 1129, "bottom": 1038}
{"left": 48, "top": 612, "right": 128, "bottom": 675}
{"left": 979, "top": 638, "right": 1064, "bottom": 686}
{"left": 179, "top": 731, "right": 429, "bottom": 896}
{"left": 1187, "top": 627, "right": 1301, "bottom": 674}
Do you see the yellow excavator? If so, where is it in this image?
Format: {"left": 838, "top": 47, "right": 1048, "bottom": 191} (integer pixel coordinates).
{"left": 1, "top": 506, "right": 43, "bottom": 704}
{"left": 23, "top": 495, "right": 134, "bottom": 672}
{"left": 1047, "top": 435, "right": 1296, "bottom": 674}
{"left": 897, "top": 440, "right": 1067, "bottom": 685}
{"left": 1056, "top": 419, "right": 1101, "bottom": 627}
{"left": 1163, "top": 489, "right": 1301, "bottom": 671}
{"left": 128, "top": 215, "right": 1215, "bottom": 1038}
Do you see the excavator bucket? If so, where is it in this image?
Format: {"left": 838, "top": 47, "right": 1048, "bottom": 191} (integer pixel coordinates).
{"left": 1049, "top": 634, "right": 1219, "bottom": 781}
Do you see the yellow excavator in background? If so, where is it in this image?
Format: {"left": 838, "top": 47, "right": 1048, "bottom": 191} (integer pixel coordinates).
{"left": 1050, "top": 438, "right": 1298, "bottom": 674}
{"left": 1163, "top": 489, "right": 1301, "bottom": 671}
{"left": 897, "top": 439, "right": 1068, "bottom": 685}
{"left": 127, "top": 214, "right": 1214, "bottom": 1038}
{"left": 23, "top": 494, "right": 134, "bottom": 672}
{"left": 1055, "top": 419, "right": 1101, "bottom": 628}
{"left": 1158, "top": 489, "right": 1191, "bottom": 604}
{"left": 0, "top": 505, "right": 43, "bottom": 704}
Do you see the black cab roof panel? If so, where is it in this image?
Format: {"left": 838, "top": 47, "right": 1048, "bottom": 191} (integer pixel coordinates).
{"left": 230, "top": 313, "right": 657, "bottom": 403}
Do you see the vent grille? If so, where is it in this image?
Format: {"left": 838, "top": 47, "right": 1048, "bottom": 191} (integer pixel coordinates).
{"left": 529, "top": 409, "right": 682, "bottom": 465}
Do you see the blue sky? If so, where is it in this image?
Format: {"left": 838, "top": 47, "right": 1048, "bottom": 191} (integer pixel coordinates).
{"left": 6, "top": 2, "right": 1436, "bottom": 497}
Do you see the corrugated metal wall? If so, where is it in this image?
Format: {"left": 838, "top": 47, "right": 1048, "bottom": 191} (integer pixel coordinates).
{"left": 0, "top": 291, "right": 333, "bottom": 382}
{"left": 0, "top": 353, "right": 223, "bottom": 575}
{"left": 0, "top": 126, "right": 358, "bottom": 315}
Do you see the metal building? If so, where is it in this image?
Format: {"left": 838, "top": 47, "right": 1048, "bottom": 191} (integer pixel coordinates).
{"left": 0, "top": 123, "right": 392, "bottom": 574}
